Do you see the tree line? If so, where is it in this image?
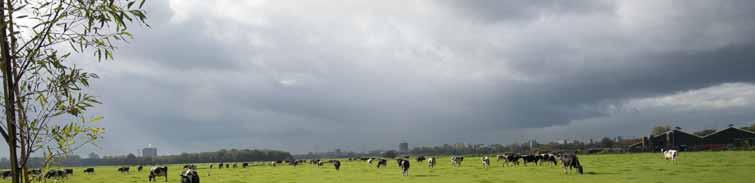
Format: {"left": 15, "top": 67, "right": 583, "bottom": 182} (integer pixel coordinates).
{"left": 0, "top": 149, "right": 292, "bottom": 168}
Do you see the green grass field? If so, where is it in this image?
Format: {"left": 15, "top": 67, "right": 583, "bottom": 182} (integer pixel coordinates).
{"left": 30, "top": 151, "right": 755, "bottom": 183}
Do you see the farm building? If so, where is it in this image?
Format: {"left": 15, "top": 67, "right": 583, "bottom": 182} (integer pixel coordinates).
{"left": 701, "top": 127, "right": 755, "bottom": 149}
{"left": 630, "top": 129, "right": 703, "bottom": 151}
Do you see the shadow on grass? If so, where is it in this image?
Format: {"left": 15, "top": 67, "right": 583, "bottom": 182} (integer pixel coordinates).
{"left": 585, "top": 171, "right": 620, "bottom": 175}
{"left": 413, "top": 174, "right": 440, "bottom": 177}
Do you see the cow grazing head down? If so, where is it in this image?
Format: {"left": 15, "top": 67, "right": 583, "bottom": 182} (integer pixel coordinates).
{"left": 181, "top": 168, "right": 200, "bottom": 183}
{"left": 148, "top": 166, "right": 168, "bottom": 182}
{"left": 559, "top": 154, "right": 583, "bottom": 174}
{"left": 399, "top": 159, "right": 410, "bottom": 176}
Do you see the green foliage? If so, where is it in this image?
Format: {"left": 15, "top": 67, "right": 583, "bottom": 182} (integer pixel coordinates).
{"left": 652, "top": 125, "right": 672, "bottom": 136}
{"left": 382, "top": 150, "right": 398, "bottom": 159}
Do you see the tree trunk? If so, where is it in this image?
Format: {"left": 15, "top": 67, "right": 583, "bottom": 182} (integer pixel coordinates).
{"left": 0, "top": 0, "right": 20, "bottom": 182}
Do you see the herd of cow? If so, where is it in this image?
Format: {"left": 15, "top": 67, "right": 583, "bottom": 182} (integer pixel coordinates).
{"left": 0, "top": 149, "right": 682, "bottom": 182}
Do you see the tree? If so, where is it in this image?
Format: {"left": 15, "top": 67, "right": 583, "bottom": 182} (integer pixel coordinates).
{"left": 88, "top": 152, "right": 100, "bottom": 160}
{"left": 0, "top": 1, "right": 148, "bottom": 183}
{"left": 693, "top": 129, "right": 717, "bottom": 137}
{"left": 652, "top": 125, "right": 672, "bottom": 136}
{"left": 599, "top": 137, "right": 615, "bottom": 148}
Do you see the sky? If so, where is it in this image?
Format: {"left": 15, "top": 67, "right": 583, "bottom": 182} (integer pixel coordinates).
{"left": 4, "top": 0, "right": 755, "bottom": 157}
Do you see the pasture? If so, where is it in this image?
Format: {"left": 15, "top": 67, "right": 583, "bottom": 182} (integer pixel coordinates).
{"left": 30, "top": 151, "right": 755, "bottom": 183}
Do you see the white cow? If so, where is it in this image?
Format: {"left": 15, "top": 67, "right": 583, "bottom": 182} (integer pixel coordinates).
{"left": 663, "top": 149, "right": 678, "bottom": 161}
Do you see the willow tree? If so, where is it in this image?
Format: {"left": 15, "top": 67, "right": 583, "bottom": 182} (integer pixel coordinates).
{"left": 0, "top": 1, "right": 148, "bottom": 182}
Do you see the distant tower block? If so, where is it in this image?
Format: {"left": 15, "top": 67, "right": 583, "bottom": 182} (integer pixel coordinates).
{"left": 142, "top": 145, "right": 157, "bottom": 158}
{"left": 399, "top": 142, "right": 409, "bottom": 153}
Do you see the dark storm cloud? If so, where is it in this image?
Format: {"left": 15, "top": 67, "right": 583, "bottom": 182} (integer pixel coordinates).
{"left": 7, "top": 0, "right": 755, "bottom": 156}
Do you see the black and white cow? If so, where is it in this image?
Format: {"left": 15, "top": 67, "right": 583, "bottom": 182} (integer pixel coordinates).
{"left": 416, "top": 156, "right": 426, "bottom": 162}
{"left": 333, "top": 160, "right": 341, "bottom": 171}
{"left": 149, "top": 166, "right": 168, "bottom": 182}
{"left": 376, "top": 159, "right": 387, "bottom": 168}
{"left": 1, "top": 170, "right": 11, "bottom": 179}
{"left": 481, "top": 156, "right": 490, "bottom": 169}
{"left": 521, "top": 155, "right": 539, "bottom": 166}
{"left": 399, "top": 159, "right": 410, "bottom": 176}
{"left": 138, "top": 165, "right": 144, "bottom": 172}
{"left": 83, "top": 168, "right": 95, "bottom": 174}
{"left": 180, "top": 167, "right": 200, "bottom": 183}
{"left": 540, "top": 153, "right": 558, "bottom": 166}
{"left": 242, "top": 163, "right": 249, "bottom": 168}
{"left": 367, "top": 158, "right": 375, "bottom": 165}
{"left": 428, "top": 157, "right": 436, "bottom": 168}
{"left": 45, "top": 170, "right": 67, "bottom": 179}
{"left": 451, "top": 156, "right": 464, "bottom": 167}
{"left": 218, "top": 163, "right": 224, "bottom": 169}
{"left": 64, "top": 169, "right": 74, "bottom": 176}
{"left": 663, "top": 149, "right": 678, "bottom": 161}
{"left": 559, "top": 154, "right": 583, "bottom": 174}
{"left": 118, "top": 167, "right": 130, "bottom": 173}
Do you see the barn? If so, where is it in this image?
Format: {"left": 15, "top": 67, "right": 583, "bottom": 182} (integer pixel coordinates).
{"left": 701, "top": 127, "right": 755, "bottom": 149}
{"left": 630, "top": 129, "right": 703, "bottom": 151}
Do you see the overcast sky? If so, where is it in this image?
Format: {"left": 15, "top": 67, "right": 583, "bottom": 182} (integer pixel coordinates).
{"left": 5, "top": 0, "right": 755, "bottom": 157}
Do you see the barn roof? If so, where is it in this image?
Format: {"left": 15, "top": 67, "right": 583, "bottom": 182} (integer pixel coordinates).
{"left": 702, "top": 127, "right": 755, "bottom": 138}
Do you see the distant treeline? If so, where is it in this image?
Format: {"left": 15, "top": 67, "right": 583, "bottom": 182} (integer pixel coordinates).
{"left": 0, "top": 149, "right": 292, "bottom": 168}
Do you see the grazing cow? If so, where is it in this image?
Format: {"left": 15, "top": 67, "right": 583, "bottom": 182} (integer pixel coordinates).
{"left": 232, "top": 163, "right": 238, "bottom": 168}
{"left": 428, "top": 157, "right": 436, "bottom": 168}
{"left": 522, "top": 155, "right": 539, "bottom": 166}
{"left": 540, "top": 154, "right": 558, "bottom": 166}
{"left": 504, "top": 154, "right": 521, "bottom": 166}
{"left": 149, "top": 166, "right": 168, "bottom": 182}
{"left": 225, "top": 164, "right": 229, "bottom": 168}
{"left": 559, "top": 154, "right": 583, "bottom": 174}
{"left": 1, "top": 170, "right": 11, "bottom": 179}
{"left": 45, "top": 170, "right": 67, "bottom": 179}
{"left": 663, "top": 149, "right": 678, "bottom": 161}
{"left": 377, "top": 159, "right": 387, "bottom": 168}
{"left": 399, "top": 159, "right": 410, "bottom": 176}
{"left": 451, "top": 156, "right": 464, "bottom": 167}
{"left": 118, "top": 167, "right": 130, "bottom": 173}
{"left": 333, "top": 160, "right": 341, "bottom": 171}
{"left": 209, "top": 164, "right": 213, "bottom": 169}
{"left": 367, "top": 158, "right": 374, "bottom": 165}
{"left": 360, "top": 157, "right": 370, "bottom": 161}
{"left": 242, "top": 163, "right": 249, "bottom": 168}
{"left": 416, "top": 156, "right": 426, "bottom": 162}
{"left": 64, "top": 168, "right": 74, "bottom": 176}
{"left": 180, "top": 168, "right": 200, "bottom": 183}
{"left": 83, "top": 168, "right": 95, "bottom": 174}
{"left": 184, "top": 164, "right": 197, "bottom": 170}
{"left": 138, "top": 165, "right": 144, "bottom": 172}
{"left": 482, "top": 156, "right": 490, "bottom": 169}
{"left": 218, "top": 163, "right": 224, "bottom": 169}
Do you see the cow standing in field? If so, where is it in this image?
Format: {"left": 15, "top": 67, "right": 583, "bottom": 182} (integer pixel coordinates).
{"left": 45, "top": 170, "right": 67, "bottom": 180}
{"left": 333, "top": 160, "right": 341, "bottom": 171}
{"left": 367, "top": 158, "right": 374, "bottom": 165}
{"left": 149, "top": 166, "right": 168, "bottom": 182}
{"left": 451, "top": 156, "right": 464, "bottom": 167}
{"left": 663, "top": 149, "right": 678, "bottom": 161}
{"left": 218, "top": 163, "right": 224, "bottom": 169}
{"left": 64, "top": 169, "right": 74, "bottom": 176}
{"left": 118, "top": 167, "right": 130, "bottom": 173}
{"left": 482, "top": 156, "right": 490, "bottom": 169}
{"left": 522, "top": 155, "right": 539, "bottom": 166}
{"left": 399, "top": 159, "right": 410, "bottom": 176}
{"left": 84, "top": 168, "right": 95, "bottom": 174}
{"left": 559, "top": 154, "right": 583, "bottom": 174}
{"left": 181, "top": 165, "right": 200, "bottom": 183}
{"left": 242, "top": 163, "right": 249, "bottom": 168}
{"left": 428, "top": 157, "right": 436, "bottom": 168}
{"left": 1, "top": 170, "right": 11, "bottom": 179}
{"left": 541, "top": 154, "right": 558, "bottom": 166}
{"left": 416, "top": 156, "right": 426, "bottom": 162}
{"left": 138, "top": 165, "right": 144, "bottom": 172}
{"left": 377, "top": 159, "right": 387, "bottom": 168}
